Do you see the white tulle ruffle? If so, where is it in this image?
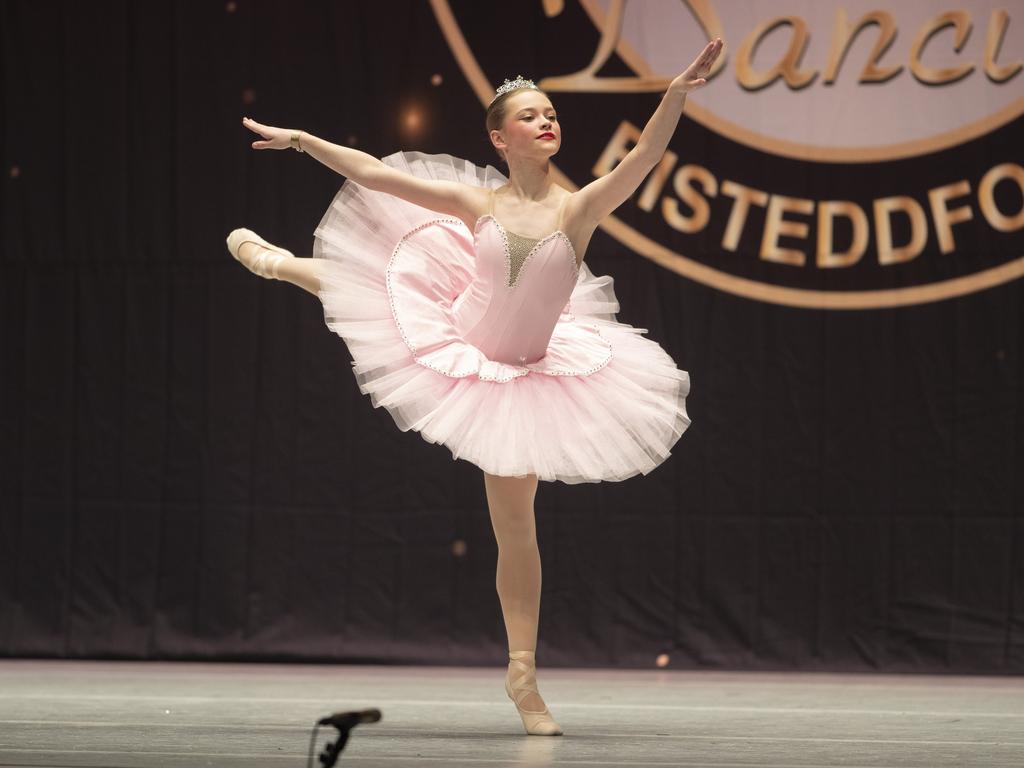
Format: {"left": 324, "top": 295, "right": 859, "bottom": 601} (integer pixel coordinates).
{"left": 312, "top": 151, "right": 691, "bottom": 484}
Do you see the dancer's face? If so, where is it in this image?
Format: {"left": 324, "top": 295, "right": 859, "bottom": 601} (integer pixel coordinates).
{"left": 492, "top": 91, "right": 560, "bottom": 163}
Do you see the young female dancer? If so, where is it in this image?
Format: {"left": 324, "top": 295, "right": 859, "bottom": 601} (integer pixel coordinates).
{"left": 227, "top": 37, "right": 722, "bottom": 736}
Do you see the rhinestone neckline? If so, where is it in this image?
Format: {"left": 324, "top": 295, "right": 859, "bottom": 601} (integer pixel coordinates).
{"left": 473, "top": 214, "right": 581, "bottom": 288}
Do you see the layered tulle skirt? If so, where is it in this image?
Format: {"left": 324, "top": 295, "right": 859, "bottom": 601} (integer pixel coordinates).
{"left": 312, "top": 151, "right": 690, "bottom": 484}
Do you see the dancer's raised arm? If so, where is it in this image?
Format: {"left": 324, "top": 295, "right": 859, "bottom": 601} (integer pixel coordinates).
{"left": 573, "top": 37, "right": 722, "bottom": 226}
{"left": 241, "top": 117, "right": 479, "bottom": 220}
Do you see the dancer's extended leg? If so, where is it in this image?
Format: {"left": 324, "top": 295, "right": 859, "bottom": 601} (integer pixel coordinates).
{"left": 484, "top": 471, "right": 562, "bottom": 734}
{"left": 226, "top": 228, "right": 323, "bottom": 297}
{"left": 236, "top": 241, "right": 323, "bottom": 297}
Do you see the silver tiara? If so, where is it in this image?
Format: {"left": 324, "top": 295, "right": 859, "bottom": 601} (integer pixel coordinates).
{"left": 490, "top": 75, "right": 538, "bottom": 104}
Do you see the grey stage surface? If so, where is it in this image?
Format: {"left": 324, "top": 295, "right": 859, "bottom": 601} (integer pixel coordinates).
{"left": 0, "top": 660, "right": 1021, "bottom": 767}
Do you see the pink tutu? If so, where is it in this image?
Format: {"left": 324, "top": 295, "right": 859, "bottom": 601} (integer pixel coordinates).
{"left": 312, "top": 151, "right": 690, "bottom": 484}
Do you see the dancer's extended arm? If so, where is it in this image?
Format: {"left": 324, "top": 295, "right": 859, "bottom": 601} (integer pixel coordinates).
{"left": 573, "top": 37, "right": 722, "bottom": 226}
{"left": 241, "top": 118, "right": 479, "bottom": 219}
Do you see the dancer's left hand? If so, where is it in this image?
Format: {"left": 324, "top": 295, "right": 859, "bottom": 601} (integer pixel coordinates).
{"left": 672, "top": 37, "right": 723, "bottom": 93}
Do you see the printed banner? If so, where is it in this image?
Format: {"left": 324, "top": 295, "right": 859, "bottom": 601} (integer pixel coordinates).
{"left": 434, "top": 0, "right": 1024, "bottom": 308}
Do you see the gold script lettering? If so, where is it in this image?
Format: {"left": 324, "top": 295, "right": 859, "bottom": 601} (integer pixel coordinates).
{"left": 985, "top": 9, "right": 1023, "bottom": 83}
{"left": 910, "top": 10, "right": 975, "bottom": 85}
{"left": 823, "top": 8, "right": 901, "bottom": 85}
{"left": 736, "top": 16, "right": 816, "bottom": 91}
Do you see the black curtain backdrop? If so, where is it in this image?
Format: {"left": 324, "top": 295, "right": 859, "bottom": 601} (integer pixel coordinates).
{"left": 1, "top": 0, "right": 1021, "bottom": 673}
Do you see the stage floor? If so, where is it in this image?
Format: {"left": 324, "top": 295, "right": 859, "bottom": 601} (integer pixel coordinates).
{"left": 0, "top": 659, "right": 1020, "bottom": 767}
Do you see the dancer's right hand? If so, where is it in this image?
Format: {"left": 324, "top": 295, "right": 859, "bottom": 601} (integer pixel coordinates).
{"left": 241, "top": 116, "right": 295, "bottom": 150}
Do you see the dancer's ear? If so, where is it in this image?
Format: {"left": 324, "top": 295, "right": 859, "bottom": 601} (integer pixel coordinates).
{"left": 490, "top": 128, "right": 508, "bottom": 158}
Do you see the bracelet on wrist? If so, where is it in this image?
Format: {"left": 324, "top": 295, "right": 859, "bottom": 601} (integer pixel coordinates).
{"left": 290, "top": 130, "right": 304, "bottom": 152}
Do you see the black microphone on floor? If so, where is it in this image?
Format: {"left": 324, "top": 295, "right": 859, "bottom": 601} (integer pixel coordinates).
{"left": 308, "top": 708, "right": 382, "bottom": 767}
{"left": 318, "top": 708, "right": 382, "bottom": 729}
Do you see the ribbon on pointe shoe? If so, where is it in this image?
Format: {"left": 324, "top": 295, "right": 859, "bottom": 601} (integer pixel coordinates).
{"left": 505, "top": 650, "right": 563, "bottom": 736}
{"left": 226, "top": 228, "right": 295, "bottom": 279}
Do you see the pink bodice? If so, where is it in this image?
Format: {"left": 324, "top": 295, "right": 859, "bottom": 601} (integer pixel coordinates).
{"left": 452, "top": 215, "right": 580, "bottom": 366}
{"left": 385, "top": 214, "right": 612, "bottom": 384}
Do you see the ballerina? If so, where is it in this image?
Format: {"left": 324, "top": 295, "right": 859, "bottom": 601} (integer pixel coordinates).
{"left": 227, "top": 37, "right": 722, "bottom": 736}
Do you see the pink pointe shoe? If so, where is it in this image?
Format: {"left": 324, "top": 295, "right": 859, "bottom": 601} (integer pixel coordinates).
{"left": 505, "top": 650, "right": 563, "bottom": 736}
{"left": 225, "top": 228, "right": 295, "bottom": 279}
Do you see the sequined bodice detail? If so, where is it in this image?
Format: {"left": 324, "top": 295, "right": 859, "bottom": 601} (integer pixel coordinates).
{"left": 504, "top": 231, "right": 541, "bottom": 287}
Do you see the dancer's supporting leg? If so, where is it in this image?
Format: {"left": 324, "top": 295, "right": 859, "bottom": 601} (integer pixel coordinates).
{"left": 484, "top": 471, "right": 549, "bottom": 715}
